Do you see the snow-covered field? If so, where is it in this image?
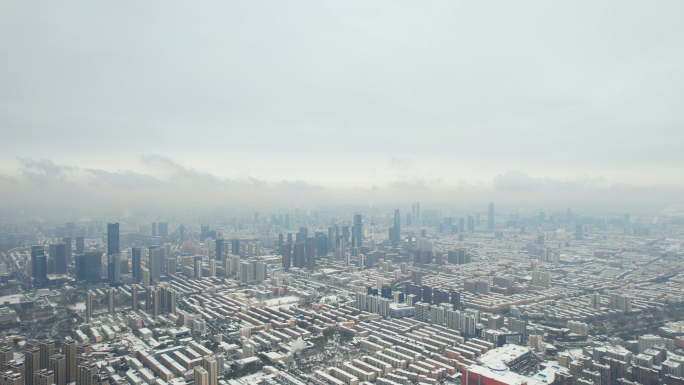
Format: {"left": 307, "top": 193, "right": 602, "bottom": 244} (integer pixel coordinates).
{"left": 262, "top": 295, "right": 300, "bottom": 309}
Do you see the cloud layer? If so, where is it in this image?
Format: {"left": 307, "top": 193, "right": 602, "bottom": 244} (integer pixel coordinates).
{"left": 0, "top": 157, "right": 681, "bottom": 210}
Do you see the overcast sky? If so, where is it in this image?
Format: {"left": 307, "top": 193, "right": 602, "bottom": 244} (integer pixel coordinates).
{"left": 1, "top": 1, "right": 683, "bottom": 209}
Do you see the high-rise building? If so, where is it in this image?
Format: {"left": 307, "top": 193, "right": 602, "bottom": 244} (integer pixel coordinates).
{"left": 53, "top": 243, "right": 67, "bottom": 275}
{"left": 282, "top": 243, "right": 291, "bottom": 271}
{"left": 422, "top": 286, "right": 432, "bottom": 304}
{"left": 0, "top": 367, "right": 23, "bottom": 385}
{"left": 467, "top": 216, "right": 474, "bottom": 232}
{"left": 167, "top": 288, "right": 177, "bottom": 314}
{"left": 590, "top": 293, "right": 601, "bottom": 310}
{"left": 131, "top": 247, "right": 141, "bottom": 284}
{"left": 75, "top": 237, "right": 85, "bottom": 255}
{"left": 239, "top": 261, "right": 252, "bottom": 283}
{"left": 167, "top": 256, "right": 177, "bottom": 275}
{"left": 195, "top": 261, "right": 203, "bottom": 279}
{"left": 201, "top": 356, "right": 217, "bottom": 385}
{"left": 148, "top": 246, "right": 165, "bottom": 284}
{"left": 307, "top": 242, "right": 316, "bottom": 271}
{"left": 31, "top": 246, "right": 48, "bottom": 288}
{"left": 106, "top": 223, "right": 119, "bottom": 257}
{"left": 86, "top": 291, "right": 94, "bottom": 320}
{"left": 76, "top": 254, "right": 95, "bottom": 278}
{"left": 208, "top": 259, "right": 215, "bottom": 276}
{"left": 194, "top": 366, "right": 208, "bottom": 385}
{"left": 77, "top": 362, "right": 97, "bottom": 385}
{"left": 179, "top": 223, "right": 185, "bottom": 242}
{"left": 108, "top": 253, "right": 120, "bottom": 287}
{"left": 132, "top": 285, "right": 139, "bottom": 312}
{"left": 62, "top": 338, "right": 77, "bottom": 384}
{"left": 487, "top": 203, "right": 495, "bottom": 229}
{"left": 39, "top": 340, "right": 54, "bottom": 370}
{"left": 293, "top": 243, "right": 305, "bottom": 268}
{"left": 107, "top": 223, "right": 120, "bottom": 287}
{"left": 354, "top": 214, "right": 363, "bottom": 247}
{"left": 416, "top": 202, "right": 421, "bottom": 223}
{"left": 62, "top": 237, "right": 72, "bottom": 265}
{"left": 25, "top": 348, "right": 41, "bottom": 385}
{"left": 0, "top": 345, "right": 13, "bottom": 368}
{"left": 450, "top": 291, "right": 461, "bottom": 310}
{"left": 108, "top": 289, "right": 115, "bottom": 315}
{"left": 215, "top": 238, "right": 224, "bottom": 259}
{"left": 390, "top": 209, "right": 401, "bottom": 243}
{"left": 315, "top": 232, "right": 328, "bottom": 257}
{"left": 151, "top": 222, "right": 157, "bottom": 236}
{"left": 50, "top": 354, "right": 66, "bottom": 385}
{"left": 231, "top": 239, "right": 240, "bottom": 256}
{"left": 34, "top": 369, "right": 54, "bottom": 385}
{"left": 141, "top": 267, "right": 150, "bottom": 287}
{"left": 157, "top": 222, "right": 168, "bottom": 237}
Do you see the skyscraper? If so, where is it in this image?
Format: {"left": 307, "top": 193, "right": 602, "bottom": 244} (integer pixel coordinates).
{"left": 49, "top": 354, "right": 66, "bottom": 385}
{"left": 39, "top": 340, "right": 54, "bottom": 370}
{"left": 148, "top": 246, "right": 165, "bottom": 284}
{"left": 215, "top": 238, "right": 224, "bottom": 259}
{"left": 390, "top": 209, "right": 401, "bottom": 243}
{"left": 293, "top": 243, "right": 305, "bottom": 268}
{"left": 231, "top": 239, "right": 240, "bottom": 256}
{"left": 132, "top": 285, "right": 139, "bottom": 312}
{"left": 157, "top": 222, "right": 168, "bottom": 237}
{"left": 86, "top": 291, "right": 94, "bottom": 320}
{"left": 487, "top": 203, "right": 495, "bottom": 230}
{"left": 54, "top": 243, "right": 67, "bottom": 275}
{"left": 131, "top": 247, "right": 141, "bottom": 284}
{"left": 281, "top": 243, "right": 291, "bottom": 271}
{"left": 106, "top": 224, "right": 119, "bottom": 257}
{"left": 307, "top": 242, "right": 316, "bottom": 271}
{"left": 62, "top": 338, "right": 77, "bottom": 384}
{"left": 75, "top": 237, "right": 85, "bottom": 255}
{"left": 62, "top": 237, "right": 72, "bottom": 265}
{"left": 107, "top": 223, "right": 120, "bottom": 287}
{"left": 25, "top": 347, "right": 40, "bottom": 385}
{"left": 83, "top": 252, "right": 101, "bottom": 284}
{"left": 354, "top": 214, "right": 363, "bottom": 247}
{"left": 416, "top": 202, "right": 421, "bottom": 223}
{"left": 108, "top": 289, "right": 115, "bottom": 315}
{"left": 315, "top": 232, "right": 328, "bottom": 257}
{"left": 201, "top": 356, "right": 217, "bottom": 385}
{"left": 194, "top": 366, "right": 208, "bottom": 385}
{"left": 108, "top": 253, "right": 120, "bottom": 287}
{"left": 34, "top": 369, "right": 54, "bottom": 385}
{"left": 31, "top": 246, "right": 48, "bottom": 288}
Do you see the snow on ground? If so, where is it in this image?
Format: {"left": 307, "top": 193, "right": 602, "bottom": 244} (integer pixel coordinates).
{"left": 262, "top": 296, "right": 300, "bottom": 309}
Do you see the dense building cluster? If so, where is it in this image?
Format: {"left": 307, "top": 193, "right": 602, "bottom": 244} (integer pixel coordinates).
{"left": 0, "top": 204, "right": 682, "bottom": 385}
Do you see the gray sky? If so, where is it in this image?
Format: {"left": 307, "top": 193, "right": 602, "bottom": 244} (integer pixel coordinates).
{"left": 1, "top": 1, "right": 683, "bottom": 208}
